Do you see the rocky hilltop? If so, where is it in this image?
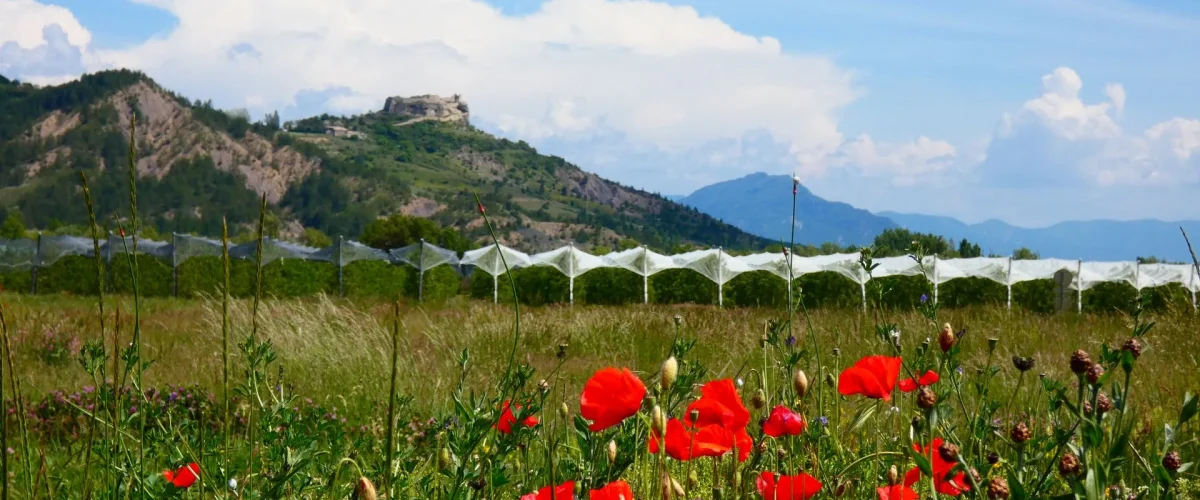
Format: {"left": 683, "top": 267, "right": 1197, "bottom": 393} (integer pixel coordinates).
{"left": 383, "top": 94, "right": 470, "bottom": 127}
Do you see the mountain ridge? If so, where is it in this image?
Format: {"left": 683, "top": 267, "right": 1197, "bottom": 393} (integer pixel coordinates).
{"left": 0, "top": 69, "right": 772, "bottom": 252}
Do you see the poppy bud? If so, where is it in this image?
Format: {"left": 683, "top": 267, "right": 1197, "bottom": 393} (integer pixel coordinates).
{"left": 751, "top": 389, "right": 766, "bottom": 409}
{"left": 824, "top": 372, "right": 836, "bottom": 388}
{"left": 558, "top": 402, "right": 569, "bottom": 419}
{"left": 793, "top": 369, "right": 809, "bottom": 399}
{"left": 917, "top": 386, "right": 937, "bottom": 409}
{"left": 887, "top": 465, "right": 899, "bottom": 485}
{"left": 777, "top": 448, "right": 787, "bottom": 460}
{"left": 661, "top": 356, "right": 678, "bottom": 390}
{"left": 1069, "top": 350, "right": 1091, "bottom": 374}
{"left": 834, "top": 482, "right": 847, "bottom": 497}
{"left": 607, "top": 439, "right": 617, "bottom": 464}
{"left": 688, "top": 470, "right": 700, "bottom": 490}
{"left": 353, "top": 477, "right": 378, "bottom": 500}
{"left": 477, "top": 202, "right": 485, "bottom": 215}
{"left": 651, "top": 405, "right": 665, "bottom": 434}
{"left": 1163, "top": 450, "right": 1182, "bottom": 472}
{"left": 438, "top": 448, "right": 451, "bottom": 469}
{"left": 1086, "top": 363, "right": 1104, "bottom": 385}
{"left": 987, "top": 477, "right": 1010, "bottom": 499}
{"left": 1058, "top": 452, "right": 1081, "bottom": 477}
{"left": 661, "top": 473, "right": 684, "bottom": 497}
{"left": 1122, "top": 338, "right": 1142, "bottom": 359}
{"left": 939, "top": 323, "right": 955, "bottom": 352}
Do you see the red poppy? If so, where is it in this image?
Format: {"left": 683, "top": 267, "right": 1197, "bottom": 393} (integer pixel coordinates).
{"left": 495, "top": 400, "right": 539, "bottom": 434}
{"left": 521, "top": 480, "right": 574, "bottom": 500}
{"left": 762, "top": 405, "right": 806, "bottom": 437}
{"left": 898, "top": 370, "right": 940, "bottom": 393}
{"left": 648, "top": 418, "right": 733, "bottom": 460}
{"left": 580, "top": 367, "right": 647, "bottom": 432}
{"left": 904, "top": 438, "right": 971, "bottom": 496}
{"left": 755, "top": 471, "right": 822, "bottom": 500}
{"left": 837, "top": 355, "right": 902, "bottom": 401}
{"left": 589, "top": 479, "right": 634, "bottom": 500}
{"left": 876, "top": 485, "right": 919, "bottom": 500}
{"left": 163, "top": 462, "right": 199, "bottom": 489}
{"left": 680, "top": 379, "right": 753, "bottom": 461}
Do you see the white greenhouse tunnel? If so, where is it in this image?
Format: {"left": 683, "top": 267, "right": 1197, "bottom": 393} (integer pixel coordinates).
{"left": 6, "top": 234, "right": 1198, "bottom": 310}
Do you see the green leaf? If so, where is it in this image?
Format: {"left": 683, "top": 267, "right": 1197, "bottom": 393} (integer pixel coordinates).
{"left": 1006, "top": 469, "right": 1028, "bottom": 500}
{"left": 1179, "top": 392, "right": 1198, "bottom": 427}
{"left": 1108, "top": 429, "right": 1130, "bottom": 462}
{"left": 1084, "top": 468, "right": 1101, "bottom": 500}
{"left": 1154, "top": 464, "right": 1172, "bottom": 486}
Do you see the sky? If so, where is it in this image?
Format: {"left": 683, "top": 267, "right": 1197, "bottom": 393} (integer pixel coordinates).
{"left": 2, "top": 0, "right": 1199, "bottom": 228}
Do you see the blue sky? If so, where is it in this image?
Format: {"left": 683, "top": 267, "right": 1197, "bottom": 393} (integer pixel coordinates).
{"left": 3, "top": 0, "right": 1199, "bottom": 227}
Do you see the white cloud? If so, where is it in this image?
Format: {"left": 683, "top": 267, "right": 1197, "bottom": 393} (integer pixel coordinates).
{"left": 1019, "top": 67, "right": 1121, "bottom": 140}
{"left": 0, "top": 0, "right": 91, "bottom": 49}
{"left": 830, "top": 134, "right": 958, "bottom": 185}
{"left": 978, "top": 67, "right": 1200, "bottom": 188}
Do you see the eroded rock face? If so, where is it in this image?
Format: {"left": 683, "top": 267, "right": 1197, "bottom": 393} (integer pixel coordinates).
{"left": 383, "top": 94, "right": 470, "bottom": 126}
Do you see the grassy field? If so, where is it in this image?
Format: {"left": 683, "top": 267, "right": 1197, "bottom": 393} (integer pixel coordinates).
{"left": 5, "top": 291, "right": 1199, "bottom": 498}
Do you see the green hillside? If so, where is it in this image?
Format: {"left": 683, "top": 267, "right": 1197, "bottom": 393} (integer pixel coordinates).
{"left": 0, "top": 70, "right": 771, "bottom": 252}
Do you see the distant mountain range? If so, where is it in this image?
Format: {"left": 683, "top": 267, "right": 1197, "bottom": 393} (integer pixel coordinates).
{"left": 675, "top": 173, "right": 1200, "bottom": 261}
{"left": 881, "top": 212, "right": 1200, "bottom": 262}
{"left": 674, "top": 172, "right": 896, "bottom": 247}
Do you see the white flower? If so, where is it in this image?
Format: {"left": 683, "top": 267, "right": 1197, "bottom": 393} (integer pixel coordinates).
{"left": 228, "top": 478, "right": 238, "bottom": 490}
{"left": 889, "top": 329, "right": 901, "bottom": 340}
{"left": 736, "top": 378, "right": 744, "bottom": 387}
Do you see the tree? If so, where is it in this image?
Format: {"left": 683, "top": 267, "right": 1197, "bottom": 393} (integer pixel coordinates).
{"left": 1012, "top": 247, "right": 1040, "bottom": 260}
{"left": 303, "top": 227, "right": 333, "bottom": 248}
{"left": 0, "top": 211, "right": 27, "bottom": 239}
{"left": 359, "top": 214, "right": 471, "bottom": 252}
{"left": 872, "top": 228, "right": 951, "bottom": 257}
{"left": 957, "top": 239, "right": 982, "bottom": 258}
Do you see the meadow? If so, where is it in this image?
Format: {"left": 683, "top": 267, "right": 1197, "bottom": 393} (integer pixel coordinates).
{"left": 2, "top": 122, "right": 1198, "bottom": 499}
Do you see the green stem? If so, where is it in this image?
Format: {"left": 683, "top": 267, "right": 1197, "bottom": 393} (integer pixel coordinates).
{"left": 220, "top": 218, "right": 231, "bottom": 499}
{"left": 384, "top": 299, "right": 401, "bottom": 494}
{"left": 79, "top": 171, "right": 106, "bottom": 500}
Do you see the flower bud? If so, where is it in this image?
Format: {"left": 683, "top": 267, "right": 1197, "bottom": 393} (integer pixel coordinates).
{"left": 651, "top": 405, "right": 665, "bottom": 435}
{"left": 1012, "top": 356, "right": 1035, "bottom": 372}
{"left": 938, "top": 442, "right": 960, "bottom": 462}
{"left": 1058, "top": 452, "right": 1081, "bottom": 477}
{"left": 751, "top": 389, "right": 766, "bottom": 409}
{"left": 558, "top": 402, "right": 569, "bottom": 420}
{"left": 1122, "top": 338, "right": 1142, "bottom": 359}
{"left": 673, "top": 315, "right": 683, "bottom": 327}
{"left": 1163, "top": 450, "right": 1182, "bottom": 472}
{"left": 661, "top": 356, "right": 678, "bottom": 390}
{"left": 917, "top": 386, "right": 937, "bottom": 409}
{"left": 1010, "top": 422, "right": 1031, "bottom": 444}
{"left": 887, "top": 465, "right": 899, "bottom": 485}
{"left": 438, "top": 448, "right": 451, "bottom": 469}
{"left": 939, "top": 323, "right": 955, "bottom": 352}
{"left": 1096, "top": 393, "right": 1112, "bottom": 414}
{"left": 355, "top": 477, "right": 378, "bottom": 500}
{"left": 793, "top": 369, "right": 809, "bottom": 399}
{"left": 607, "top": 439, "right": 617, "bottom": 464}
{"left": 1086, "top": 363, "right": 1105, "bottom": 385}
{"left": 1069, "top": 350, "right": 1091, "bottom": 374}
{"left": 987, "top": 477, "right": 1010, "bottom": 499}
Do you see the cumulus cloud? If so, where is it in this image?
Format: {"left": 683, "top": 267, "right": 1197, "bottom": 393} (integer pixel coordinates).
{"left": 978, "top": 66, "right": 1200, "bottom": 188}
{"left": 829, "top": 134, "right": 958, "bottom": 185}
{"left": 0, "top": 0, "right": 91, "bottom": 83}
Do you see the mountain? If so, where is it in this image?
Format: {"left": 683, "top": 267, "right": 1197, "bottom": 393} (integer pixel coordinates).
{"left": 881, "top": 212, "right": 1200, "bottom": 262}
{"left": 676, "top": 172, "right": 897, "bottom": 247}
{"left": 0, "top": 70, "right": 771, "bottom": 252}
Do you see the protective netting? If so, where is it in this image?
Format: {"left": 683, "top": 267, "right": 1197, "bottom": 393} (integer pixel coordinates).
{"left": 5, "top": 235, "right": 1198, "bottom": 309}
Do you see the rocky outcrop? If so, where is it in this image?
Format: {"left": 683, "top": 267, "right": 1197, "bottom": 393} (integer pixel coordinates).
{"left": 383, "top": 94, "right": 470, "bottom": 126}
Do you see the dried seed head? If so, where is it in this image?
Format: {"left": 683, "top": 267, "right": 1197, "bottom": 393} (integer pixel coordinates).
{"left": 1086, "top": 363, "right": 1105, "bottom": 385}
{"left": 661, "top": 356, "right": 678, "bottom": 390}
{"left": 1012, "top": 356, "right": 1036, "bottom": 372}
{"left": 1122, "top": 338, "right": 1142, "bottom": 359}
{"left": 917, "top": 386, "right": 937, "bottom": 409}
{"left": 557, "top": 343, "right": 569, "bottom": 359}
{"left": 1097, "top": 393, "right": 1112, "bottom": 414}
{"left": 673, "top": 315, "right": 683, "bottom": 327}
{"left": 537, "top": 379, "right": 550, "bottom": 393}
{"left": 793, "top": 369, "right": 809, "bottom": 399}
{"left": 939, "top": 323, "right": 956, "bottom": 353}
{"left": 759, "top": 333, "right": 768, "bottom": 348}
{"left": 1010, "top": 422, "right": 1032, "bottom": 444}
{"left": 834, "top": 481, "right": 848, "bottom": 497}
{"left": 607, "top": 439, "right": 617, "bottom": 464}
{"left": 987, "top": 477, "right": 1010, "bottom": 499}
{"left": 776, "top": 448, "right": 788, "bottom": 460}
{"left": 1070, "top": 350, "right": 1092, "bottom": 374}
{"left": 938, "top": 442, "right": 961, "bottom": 463}
{"left": 1163, "top": 451, "right": 1182, "bottom": 472}
{"left": 987, "top": 451, "right": 1001, "bottom": 465}
{"left": 1059, "top": 452, "right": 1081, "bottom": 477}
{"left": 353, "top": 477, "right": 378, "bottom": 500}
{"left": 887, "top": 465, "right": 899, "bottom": 486}
{"left": 751, "top": 389, "right": 766, "bottom": 409}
